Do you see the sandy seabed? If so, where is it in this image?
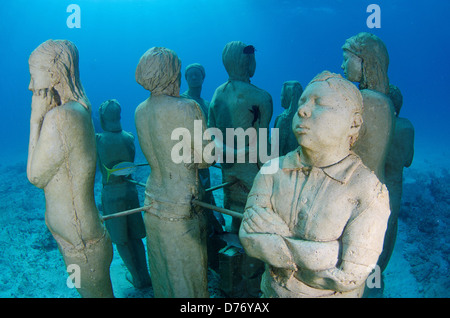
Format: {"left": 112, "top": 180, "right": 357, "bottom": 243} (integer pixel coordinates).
{"left": 0, "top": 152, "right": 448, "bottom": 298}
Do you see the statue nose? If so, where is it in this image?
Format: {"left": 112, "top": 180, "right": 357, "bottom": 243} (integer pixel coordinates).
{"left": 298, "top": 106, "right": 311, "bottom": 118}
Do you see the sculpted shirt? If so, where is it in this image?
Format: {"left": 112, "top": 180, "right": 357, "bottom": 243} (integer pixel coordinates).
{"left": 239, "top": 149, "right": 390, "bottom": 297}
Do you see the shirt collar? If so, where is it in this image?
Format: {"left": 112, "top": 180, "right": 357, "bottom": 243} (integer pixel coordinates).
{"left": 280, "top": 148, "right": 361, "bottom": 184}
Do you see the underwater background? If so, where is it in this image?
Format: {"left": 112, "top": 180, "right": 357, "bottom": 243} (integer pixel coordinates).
{"left": 0, "top": 0, "right": 448, "bottom": 298}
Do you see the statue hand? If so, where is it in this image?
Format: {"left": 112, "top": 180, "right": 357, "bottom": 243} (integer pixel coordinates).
{"left": 243, "top": 206, "right": 291, "bottom": 236}
{"left": 31, "top": 88, "right": 57, "bottom": 124}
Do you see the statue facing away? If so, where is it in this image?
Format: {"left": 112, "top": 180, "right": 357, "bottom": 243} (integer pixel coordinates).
{"left": 378, "top": 84, "right": 415, "bottom": 272}
{"left": 181, "top": 63, "right": 225, "bottom": 271}
{"left": 273, "top": 81, "right": 303, "bottom": 156}
{"left": 208, "top": 41, "right": 273, "bottom": 297}
{"left": 96, "top": 99, "right": 151, "bottom": 289}
{"left": 135, "top": 47, "right": 211, "bottom": 298}
{"left": 27, "top": 39, "right": 114, "bottom": 298}
{"left": 341, "top": 32, "right": 396, "bottom": 184}
{"left": 208, "top": 41, "right": 273, "bottom": 233}
{"left": 239, "top": 71, "right": 390, "bottom": 298}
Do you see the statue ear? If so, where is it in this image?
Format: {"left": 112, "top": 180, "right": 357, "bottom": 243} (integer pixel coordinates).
{"left": 351, "top": 112, "right": 363, "bottom": 130}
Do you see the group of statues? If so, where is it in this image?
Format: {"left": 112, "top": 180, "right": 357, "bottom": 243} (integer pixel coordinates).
{"left": 26, "top": 32, "right": 414, "bottom": 298}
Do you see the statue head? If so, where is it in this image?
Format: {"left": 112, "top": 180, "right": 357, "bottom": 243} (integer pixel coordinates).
{"left": 185, "top": 63, "right": 205, "bottom": 89}
{"left": 99, "top": 99, "right": 122, "bottom": 132}
{"left": 388, "top": 84, "right": 403, "bottom": 116}
{"left": 281, "top": 81, "right": 303, "bottom": 110}
{"left": 292, "top": 71, "right": 363, "bottom": 156}
{"left": 28, "top": 39, "right": 91, "bottom": 111}
{"left": 135, "top": 47, "right": 182, "bottom": 96}
{"left": 342, "top": 32, "right": 390, "bottom": 95}
{"left": 222, "top": 41, "right": 256, "bottom": 82}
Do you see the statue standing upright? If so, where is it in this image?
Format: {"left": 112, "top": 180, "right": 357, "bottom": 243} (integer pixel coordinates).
{"left": 181, "top": 63, "right": 225, "bottom": 270}
{"left": 27, "top": 40, "right": 114, "bottom": 298}
{"left": 208, "top": 41, "right": 273, "bottom": 232}
{"left": 273, "top": 81, "right": 303, "bottom": 156}
{"left": 135, "top": 47, "right": 211, "bottom": 298}
{"left": 239, "top": 71, "right": 390, "bottom": 298}
{"left": 341, "top": 32, "right": 396, "bottom": 183}
{"left": 96, "top": 99, "right": 151, "bottom": 289}
{"left": 378, "top": 84, "right": 415, "bottom": 272}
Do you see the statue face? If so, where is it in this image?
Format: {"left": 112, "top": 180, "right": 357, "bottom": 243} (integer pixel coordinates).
{"left": 185, "top": 68, "right": 204, "bottom": 88}
{"left": 292, "top": 81, "right": 356, "bottom": 152}
{"left": 341, "top": 51, "right": 362, "bottom": 83}
{"left": 29, "top": 65, "right": 53, "bottom": 92}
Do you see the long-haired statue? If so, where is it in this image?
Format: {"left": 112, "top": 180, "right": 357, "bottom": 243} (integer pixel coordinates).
{"left": 27, "top": 40, "right": 114, "bottom": 298}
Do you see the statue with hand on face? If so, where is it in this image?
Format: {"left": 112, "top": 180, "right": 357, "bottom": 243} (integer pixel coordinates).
{"left": 27, "top": 39, "right": 114, "bottom": 298}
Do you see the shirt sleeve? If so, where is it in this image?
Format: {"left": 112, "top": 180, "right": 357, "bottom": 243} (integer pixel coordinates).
{"left": 239, "top": 169, "right": 297, "bottom": 270}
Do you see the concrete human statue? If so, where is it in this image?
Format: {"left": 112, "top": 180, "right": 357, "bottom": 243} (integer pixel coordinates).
{"left": 181, "top": 63, "right": 225, "bottom": 270}
{"left": 378, "top": 84, "right": 414, "bottom": 272}
{"left": 239, "top": 71, "right": 391, "bottom": 298}
{"left": 181, "top": 63, "right": 210, "bottom": 118}
{"left": 208, "top": 41, "right": 273, "bottom": 233}
{"left": 341, "top": 32, "right": 396, "bottom": 184}
{"left": 96, "top": 99, "right": 152, "bottom": 289}
{"left": 273, "top": 81, "right": 303, "bottom": 156}
{"left": 208, "top": 41, "right": 272, "bottom": 297}
{"left": 27, "top": 39, "right": 114, "bottom": 298}
{"left": 135, "top": 47, "right": 211, "bottom": 298}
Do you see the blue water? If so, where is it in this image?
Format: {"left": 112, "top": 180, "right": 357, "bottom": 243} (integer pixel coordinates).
{"left": 0, "top": 0, "right": 449, "bottom": 298}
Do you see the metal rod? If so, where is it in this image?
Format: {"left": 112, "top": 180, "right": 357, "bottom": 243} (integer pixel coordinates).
{"left": 102, "top": 206, "right": 150, "bottom": 221}
{"left": 102, "top": 199, "right": 244, "bottom": 221}
{"left": 192, "top": 199, "right": 243, "bottom": 219}
{"left": 205, "top": 179, "right": 238, "bottom": 193}
{"left": 126, "top": 179, "right": 146, "bottom": 187}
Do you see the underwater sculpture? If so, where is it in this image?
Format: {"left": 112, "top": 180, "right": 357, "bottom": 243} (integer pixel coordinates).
{"left": 208, "top": 41, "right": 273, "bottom": 233}
{"left": 180, "top": 63, "right": 225, "bottom": 270}
{"left": 341, "top": 32, "right": 396, "bottom": 184}
{"left": 27, "top": 39, "right": 114, "bottom": 298}
{"left": 181, "top": 63, "right": 210, "bottom": 118}
{"left": 273, "top": 81, "right": 303, "bottom": 156}
{"left": 135, "top": 47, "right": 211, "bottom": 298}
{"left": 239, "top": 71, "right": 391, "bottom": 298}
{"left": 96, "top": 99, "right": 151, "bottom": 289}
{"left": 208, "top": 41, "right": 272, "bottom": 297}
{"left": 378, "top": 85, "right": 415, "bottom": 272}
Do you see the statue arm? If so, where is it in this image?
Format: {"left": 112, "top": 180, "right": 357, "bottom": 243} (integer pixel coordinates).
{"left": 239, "top": 172, "right": 297, "bottom": 270}
{"left": 189, "top": 100, "right": 213, "bottom": 169}
{"left": 295, "top": 185, "right": 391, "bottom": 292}
{"left": 27, "top": 108, "right": 65, "bottom": 189}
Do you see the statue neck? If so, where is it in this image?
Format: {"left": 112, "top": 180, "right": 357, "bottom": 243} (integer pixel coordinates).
{"left": 187, "top": 86, "right": 202, "bottom": 99}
